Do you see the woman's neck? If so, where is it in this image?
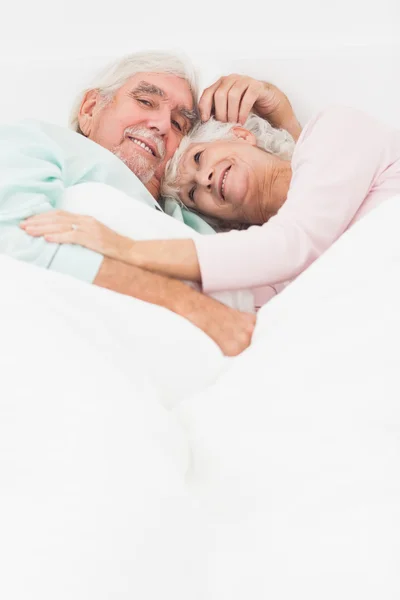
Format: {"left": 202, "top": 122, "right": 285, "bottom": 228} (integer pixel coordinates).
{"left": 261, "top": 160, "right": 292, "bottom": 221}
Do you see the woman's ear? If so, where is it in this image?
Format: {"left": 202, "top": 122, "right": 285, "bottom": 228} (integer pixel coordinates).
{"left": 77, "top": 89, "right": 101, "bottom": 137}
{"left": 231, "top": 126, "right": 257, "bottom": 146}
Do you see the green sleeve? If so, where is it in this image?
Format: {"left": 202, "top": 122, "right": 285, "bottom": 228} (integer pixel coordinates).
{"left": 0, "top": 121, "right": 102, "bottom": 283}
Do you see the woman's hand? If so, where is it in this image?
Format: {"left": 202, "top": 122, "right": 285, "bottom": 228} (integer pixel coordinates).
{"left": 199, "top": 74, "right": 302, "bottom": 140}
{"left": 21, "top": 210, "right": 202, "bottom": 282}
{"left": 21, "top": 210, "right": 134, "bottom": 262}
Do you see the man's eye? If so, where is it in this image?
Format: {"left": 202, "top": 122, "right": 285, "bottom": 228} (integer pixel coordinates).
{"left": 194, "top": 151, "right": 203, "bottom": 164}
{"left": 189, "top": 186, "right": 196, "bottom": 202}
{"left": 137, "top": 98, "right": 152, "bottom": 107}
{"left": 172, "top": 120, "right": 183, "bottom": 132}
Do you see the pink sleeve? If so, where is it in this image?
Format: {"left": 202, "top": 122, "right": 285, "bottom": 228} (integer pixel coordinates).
{"left": 252, "top": 282, "right": 288, "bottom": 309}
{"left": 194, "top": 105, "right": 389, "bottom": 293}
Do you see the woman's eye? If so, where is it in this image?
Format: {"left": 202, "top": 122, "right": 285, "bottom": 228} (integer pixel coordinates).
{"left": 172, "top": 120, "right": 183, "bottom": 132}
{"left": 194, "top": 151, "right": 203, "bottom": 164}
{"left": 189, "top": 186, "right": 196, "bottom": 202}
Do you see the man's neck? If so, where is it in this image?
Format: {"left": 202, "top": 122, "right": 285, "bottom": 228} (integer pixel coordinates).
{"left": 145, "top": 177, "right": 161, "bottom": 201}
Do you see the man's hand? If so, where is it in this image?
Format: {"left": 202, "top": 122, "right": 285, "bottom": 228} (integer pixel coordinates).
{"left": 95, "top": 257, "right": 255, "bottom": 357}
{"left": 188, "top": 300, "right": 256, "bottom": 357}
{"left": 199, "top": 74, "right": 302, "bottom": 141}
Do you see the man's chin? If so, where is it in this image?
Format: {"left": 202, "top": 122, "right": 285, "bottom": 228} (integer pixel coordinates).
{"left": 114, "top": 149, "right": 156, "bottom": 184}
{"left": 136, "top": 168, "right": 156, "bottom": 185}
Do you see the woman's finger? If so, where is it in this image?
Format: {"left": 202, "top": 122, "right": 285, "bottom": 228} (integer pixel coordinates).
{"left": 198, "top": 78, "right": 222, "bottom": 122}
{"left": 213, "top": 78, "right": 238, "bottom": 122}
{"left": 23, "top": 210, "right": 78, "bottom": 224}
{"left": 44, "top": 230, "right": 103, "bottom": 253}
{"left": 227, "top": 81, "right": 250, "bottom": 123}
{"left": 21, "top": 212, "right": 81, "bottom": 233}
{"left": 44, "top": 231, "right": 80, "bottom": 244}
{"left": 23, "top": 223, "right": 74, "bottom": 237}
{"left": 238, "top": 86, "right": 261, "bottom": 124}
{"left": 21, "top": 218, "right": 74, "bottom": 231}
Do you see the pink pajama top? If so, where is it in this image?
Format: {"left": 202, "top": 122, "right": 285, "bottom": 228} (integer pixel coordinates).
{"left": 194, "top": 105, "right": 400, "bottom": 306}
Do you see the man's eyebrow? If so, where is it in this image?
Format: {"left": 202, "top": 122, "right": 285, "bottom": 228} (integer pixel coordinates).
{"left": 132, "top": 82, "right": 199, "bottom": 127}
{"left": 133, "top": 81, "right": 166, "bottom": 97}
{"left": 177, "top": 106, "right": 199, "bottom": 128}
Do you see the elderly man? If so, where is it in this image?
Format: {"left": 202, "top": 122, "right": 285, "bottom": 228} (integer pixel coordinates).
{"left": 0, "top": 52, "right": 297, "bottom": 355}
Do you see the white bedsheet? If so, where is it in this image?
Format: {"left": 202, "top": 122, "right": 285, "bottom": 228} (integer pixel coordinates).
{"left": 1, "top": 194, "right": 400, "bottom": 598}
{"left": 178, "top": 194, "right": 400, "bottom": 599}
{"left": 0, "top": 254, "right": 211, "bottom": 599}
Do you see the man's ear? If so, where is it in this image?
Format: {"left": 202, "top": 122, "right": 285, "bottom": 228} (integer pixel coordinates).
{"left": 231, "top": 126, "right": 257, "bottom": 146}
{"left": 77, "top": 89, "right": 101, "bottom": 137}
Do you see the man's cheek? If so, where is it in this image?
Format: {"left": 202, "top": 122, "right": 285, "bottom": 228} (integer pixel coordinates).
{"left": 156, "top": 134, "right": 180, "bottom": 179}
{"left": 154, "top": 159, "right": 168, "bottom": 181}
{"left": 165, "top": 134, "right": 181, "bottom": 160}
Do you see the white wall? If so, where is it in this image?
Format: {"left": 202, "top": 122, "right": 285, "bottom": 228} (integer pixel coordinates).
{"left": 1, "top": 0, "right": 398, "bottom": 58}
{"left": 0, "top": 0, "right": 399, "bottom": 126}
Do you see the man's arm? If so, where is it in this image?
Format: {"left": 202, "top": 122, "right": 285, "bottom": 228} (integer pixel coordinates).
{"left": 95, "top": 258, "right": 255, "bottom": 357}
{"left": 0, "top": 121, "right": 103, "bottom": 281}
{"left": 0, "top": 122, "right": 254, "bottom": 355}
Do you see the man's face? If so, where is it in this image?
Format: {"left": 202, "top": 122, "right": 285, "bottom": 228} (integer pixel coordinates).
{"left": 78, "top": 72, "right": 196, "bottom": 193}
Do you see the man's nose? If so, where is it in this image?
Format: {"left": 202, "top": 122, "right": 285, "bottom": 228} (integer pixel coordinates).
{"left": 146, "top": 107, "right": 171, "bottom": 136}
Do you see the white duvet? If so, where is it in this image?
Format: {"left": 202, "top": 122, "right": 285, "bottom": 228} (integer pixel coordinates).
{"left": 1, "top": 187, "right": 399, "bottom": 599}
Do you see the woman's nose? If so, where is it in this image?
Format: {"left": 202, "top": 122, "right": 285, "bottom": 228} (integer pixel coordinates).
{"left": 196, "top": 168, "right": 213, "bottom": 189}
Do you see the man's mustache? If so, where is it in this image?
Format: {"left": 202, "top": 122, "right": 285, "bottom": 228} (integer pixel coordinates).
{"left": 124, "top": 127, "right": 166, "bottom": 160}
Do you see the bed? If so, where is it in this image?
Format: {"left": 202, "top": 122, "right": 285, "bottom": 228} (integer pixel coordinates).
{"left": 0, "top": 50, "right": 399, "bottom": 599}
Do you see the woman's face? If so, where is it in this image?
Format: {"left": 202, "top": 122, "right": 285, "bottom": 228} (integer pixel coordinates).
{"left": 175, "top": 129, "right": 281, "bottom": 224}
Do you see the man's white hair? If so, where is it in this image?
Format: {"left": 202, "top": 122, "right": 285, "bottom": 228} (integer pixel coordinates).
{"left": 161, "top": 113, "right": 295, "bottom": 230}
{"left": 69, "top": 50, "right": 199, "bottom": 133}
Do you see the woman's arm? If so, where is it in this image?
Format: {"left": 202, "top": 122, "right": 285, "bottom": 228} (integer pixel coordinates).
{"left": 22, "top": 211, "right": 203, "bottom": 282}
{"left": 194, "top": 105, "right": 392, "bottom": 293}
{"left": 127, "top": 238, "right": 201, "bottom": 281}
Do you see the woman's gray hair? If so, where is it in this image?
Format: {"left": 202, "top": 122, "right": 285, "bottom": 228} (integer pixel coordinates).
{"left": 69, "top": 50, "right": 199, "bottom": 134}
{"left": 161, "top": 113, "right": 295, "bottom": 231}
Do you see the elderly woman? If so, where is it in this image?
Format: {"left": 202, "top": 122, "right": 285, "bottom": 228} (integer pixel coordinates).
{"left": 22, "top": 76, "right": 400, "bottom": 309}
